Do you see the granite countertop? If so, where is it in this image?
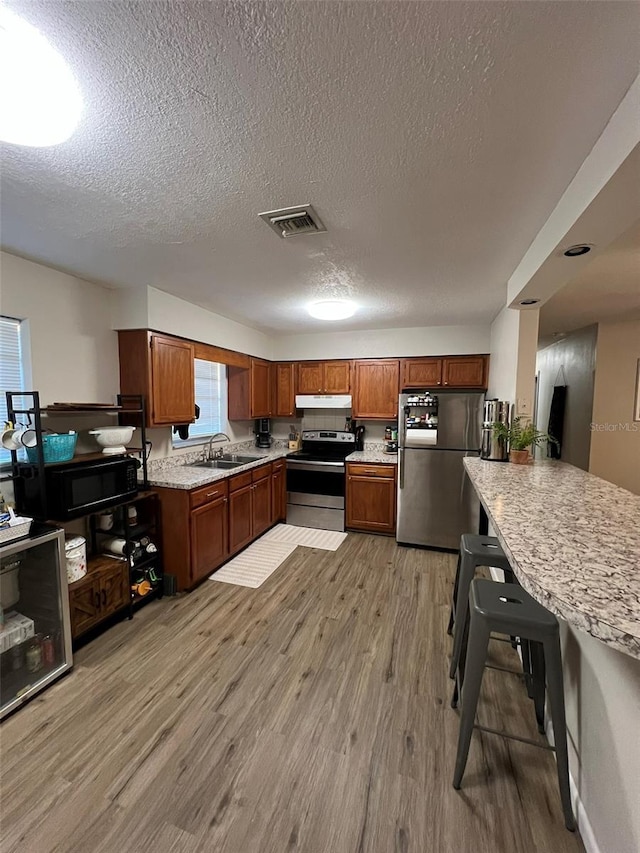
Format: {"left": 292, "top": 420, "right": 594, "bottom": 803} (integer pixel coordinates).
{"left": 346, "top": 450, "right": 398, "bottom": 464}
{"left": 463, "top": 457, "right": 640, "bottom": 659}
{"left": 148, "top": 448, "right": 290, "bottom": 490}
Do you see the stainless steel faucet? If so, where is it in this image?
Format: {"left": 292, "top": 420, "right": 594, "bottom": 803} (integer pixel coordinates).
{"left": 206, "top": 432, "right": 231, "bottom": 461}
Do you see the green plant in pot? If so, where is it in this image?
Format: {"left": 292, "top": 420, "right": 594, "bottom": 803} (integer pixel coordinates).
{"left": 491, "top": 417, "right": 558, "bottom": 464}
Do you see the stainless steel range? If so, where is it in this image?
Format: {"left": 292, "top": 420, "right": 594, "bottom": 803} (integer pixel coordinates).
{"left": 286, "top": 430, "right": 355, "bottom": 531}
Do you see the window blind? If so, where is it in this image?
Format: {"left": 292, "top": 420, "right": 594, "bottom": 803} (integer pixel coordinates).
{"left": 174, "top": 359, "right": 227, "bottom": 444}
{"left": 0, "top": 317, "right": 25, "bottom": 465}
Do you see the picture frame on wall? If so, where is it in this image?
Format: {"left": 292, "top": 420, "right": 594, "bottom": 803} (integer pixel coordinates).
{"left": 635, "top": 358, "right": 640, "bottom": 422}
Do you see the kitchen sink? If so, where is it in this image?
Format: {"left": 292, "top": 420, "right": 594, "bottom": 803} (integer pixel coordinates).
{"left": 222, "top": 454, "right": 263, "bottom": 463}
{"left": 190, "top": 459, "right": 244, "bottom": 469}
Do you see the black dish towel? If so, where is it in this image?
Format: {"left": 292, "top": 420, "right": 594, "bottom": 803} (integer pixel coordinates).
{"left": 547, "top": 385, "right": 567, "bottom": 459}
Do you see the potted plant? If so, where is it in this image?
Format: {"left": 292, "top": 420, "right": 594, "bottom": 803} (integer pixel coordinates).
{"left": 491, "top": 417, "right": 557, "bottom": 464}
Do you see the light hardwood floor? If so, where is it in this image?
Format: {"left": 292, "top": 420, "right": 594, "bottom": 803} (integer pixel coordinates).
{"left": 0, "top": 534, "right": 583, "bottom": 853}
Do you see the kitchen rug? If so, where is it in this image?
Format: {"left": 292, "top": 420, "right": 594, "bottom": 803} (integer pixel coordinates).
{"left": 209, "top": 540, "right": 297, "bottom": 588}
{"left": 262, "top": 524, "right": 348, "bottom": 551}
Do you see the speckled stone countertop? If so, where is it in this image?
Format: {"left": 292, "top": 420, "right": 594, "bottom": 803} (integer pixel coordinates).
{"left": 346, "top": 449, "right": 398, "bottom": 464}
{"left": 148, "top": 448, "right": 290, "bottom": 490}
{"left": 463, "top": 457, "right": 640, "bottom": 659}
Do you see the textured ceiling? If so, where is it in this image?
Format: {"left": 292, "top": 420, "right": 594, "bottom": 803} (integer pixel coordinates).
{"left": 539, "top": 220, "right": 640, "bottom": 341}
{"left": 1, "top": 1, "right": 639, "bottom": 333}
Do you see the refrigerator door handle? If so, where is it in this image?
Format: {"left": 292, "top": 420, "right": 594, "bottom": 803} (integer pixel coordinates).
{"left": 398, "top": 447, "right": 405, "bottom": 489}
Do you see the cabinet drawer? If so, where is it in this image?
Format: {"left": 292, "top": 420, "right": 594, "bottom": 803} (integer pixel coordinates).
{"left": 190, "top": 480, "right": 229, "bottom": 509}
{"left": 229, "top": 470, "right": 252, "bottom": 492}
{"left": 347, "top": 463, "right": 396, "bottom": 479}
{"left": 271, "top": 459, "right": 285, "bottom": 474}
{"left": 252, "top": 464, "right": 271, "bottom": 482}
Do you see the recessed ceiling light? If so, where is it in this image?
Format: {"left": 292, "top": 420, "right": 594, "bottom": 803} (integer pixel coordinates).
{"left": 519, "top": 298, "right": 540, "bottom": 306}
{"left": 307, "top": 299, "right": 356, "bottom": 321}
{"left": 0, "top": 8, "right": 82, "bottom": 147}
{"left": 563, "top": 244, "right": 593, "bottom": 257}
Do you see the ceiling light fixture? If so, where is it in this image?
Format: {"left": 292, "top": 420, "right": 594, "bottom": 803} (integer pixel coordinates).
{"left": 519, "top": 298, "right": 540, "bottom": 306}
{"left": 563, "top": 244, "right": 593, "bottom": 257}
{"left": 307, "top": 299, "right": 356, "bottom": 321}
{"left": 0, "top": 8, "right": 83, "bottom": 147}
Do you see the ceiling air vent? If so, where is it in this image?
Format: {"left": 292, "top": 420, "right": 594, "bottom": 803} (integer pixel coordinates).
{"left": 259, "top": 204, "right": 326, "bottom": 238}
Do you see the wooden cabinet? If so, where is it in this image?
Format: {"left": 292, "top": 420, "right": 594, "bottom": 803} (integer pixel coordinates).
{"left": 441, "top": 355, "right": 488, "bottom": 389}
{"left": 346, "top": 463, "right": 397, "bottom": 535}
{"left": 273, "top": 363, "right": 296, "bottom": 417}
{"left": 228, "top": 464, "right": 272, "bottom": 553}
{"left": 118, "top": 330, "right": 195, "bottom": 427}
{"left": 69, "top": 558, "right": 129, "bottom": 639}
{"left": 228, "top": 358, "right": 272, "bottom": 419}
{"left": 271, "top": 460, "right": 287, "bottom": 524}
{"left": 401, "top": 358, "right": 442, "bottom": 389}
{"left": 352, "top": 359, "right": 400, "bottom": 420}
{"left": 399, "top": 355, "right": 488, "bottom": 390}
{"left": 190, "top": 494, "right": 228, "bottom": 584}
{"left": 297, "top": 360, "right": 351, "bottom": 394}
{"left": 252, "top": 468, "right": 272, "bottom": 538}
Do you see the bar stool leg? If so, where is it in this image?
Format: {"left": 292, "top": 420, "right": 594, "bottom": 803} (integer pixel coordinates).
{"left": 530, "top": 641, "right": 546, "bottom": 734}
{"left": 447, "top": 552, "right": 461, "bottom": 636}
{"left": 543, "top": 633, "right": 576, "bottom": 832}
{"left": 449, "top": 552, "right": 474, "bottom": 679}
{"left": 453, "top": 614, "right": 491, "bottom": 789}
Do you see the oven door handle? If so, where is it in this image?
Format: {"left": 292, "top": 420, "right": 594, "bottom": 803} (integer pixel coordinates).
{"left": 286, "top": 460, "right": 345, "bottom": 473}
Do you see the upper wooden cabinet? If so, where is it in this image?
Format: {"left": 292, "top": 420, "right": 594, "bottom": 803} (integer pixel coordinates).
{"left": 400, "top": 355, "right": 488, "bottom": 390}
{"left": 273, "top": 363, "right": 296, "bottom": 418}
{"left": 118, "top": 330, "right": 195, "bottom": 427}
{"left": 401, "top": 357, "right": 443, "bottom": 389}
{"left": 352, "top": 360, "right": 400, "bottom": 420}
{"left": 297, "top": 360, "right": 351, "bottom": 395}
{"left": 228, "top": 358, "right": 272, "bottom": 420}
{"left": 441, "top": 356, "right": 488, "bottom": 388}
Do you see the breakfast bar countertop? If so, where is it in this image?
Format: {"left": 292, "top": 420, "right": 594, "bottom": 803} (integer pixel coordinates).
{"left": 463, "top": 456, "right": 640, "bottom": 660}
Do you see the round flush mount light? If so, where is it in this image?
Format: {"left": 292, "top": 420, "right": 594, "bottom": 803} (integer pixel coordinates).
{"left": 307, "top": 299, "right": 357, "bottom": 321}
{"left": 0, "top": 8, "right": 83, "bottom": 147}
{"left": 519, "top": 298, "right": 540, "bottom": 306}
{"left": 563, "top": 244, "right": 593, "bottom": 257}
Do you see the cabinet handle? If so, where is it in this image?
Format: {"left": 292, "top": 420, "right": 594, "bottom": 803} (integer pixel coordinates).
{"left": 206, "top": 491, "right": 220, "bottom": 498}
{"left": 223, "top": 497, "right": 228, "bottom": 503}
{"left": 102, "top": 589, "right": 107, "bottom": 607}
{"left": 437, "top": 380, "right": 441, "bottom": 385}
{"left": 95, "top": 591, "right": 101, "bottom": 610}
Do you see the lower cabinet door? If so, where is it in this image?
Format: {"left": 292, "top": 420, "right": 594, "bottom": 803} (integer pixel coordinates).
{"left": 271, "top": 465, "right": 286, "bottom": 523}
{"left": 346, "top": 474, "right": 396, "bottom": 534}
{"left": 69, "top": 577, "right": 101, "bottom": 638}
{"left": 100, "top": 563, "right": 130, "bottom": 615}
{"left": 191, "top": 496, "right": 229, "bottom": 582}
{"left": 229, "top": 485, "right": 253, "bottom": 554}
{"left": 252, "top": 475, "right": 272, "bottom": 538}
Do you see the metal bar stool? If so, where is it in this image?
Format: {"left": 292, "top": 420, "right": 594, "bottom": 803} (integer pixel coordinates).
{"left": 448, "top": 534, "right": 515, "bottom": 679}
{"left": 452, "top": 578, "right": 575, "bottom": 832}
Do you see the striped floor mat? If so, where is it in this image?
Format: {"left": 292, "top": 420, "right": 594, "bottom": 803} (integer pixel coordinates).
{"left": 209, "top": 540, "right": 297, "bottom": 588}
{"left": 262, "top": 524, "right": 348, "bottom": 551}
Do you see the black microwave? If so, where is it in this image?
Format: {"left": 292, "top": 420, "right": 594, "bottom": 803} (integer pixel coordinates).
{"left": 19, "top": 456, "right": 140, "bottom": 520}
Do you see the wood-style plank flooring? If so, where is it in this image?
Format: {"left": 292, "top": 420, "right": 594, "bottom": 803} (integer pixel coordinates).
{"left": 0, "top": 534, "right": 584, "bottom": 852}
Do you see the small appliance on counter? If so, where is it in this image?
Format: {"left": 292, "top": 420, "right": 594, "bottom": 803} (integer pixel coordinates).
{"left": 255, "top": 418, "right": 272, "bottom": 449}
{"left": 481, "top": 399, "right": 511, "bottom": 461}
{"left": 354, "top": 425, "right": 365, "bottom": 451}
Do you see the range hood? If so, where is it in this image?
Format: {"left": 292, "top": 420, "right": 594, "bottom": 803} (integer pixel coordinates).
{"left": 295, "top": 394, "right": 352, "bottom": 410}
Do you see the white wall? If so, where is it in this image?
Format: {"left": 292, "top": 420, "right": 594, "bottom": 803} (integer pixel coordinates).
{"left": 487, "top": 307, "right": 520, "bottom": 400}
{"left": 589, "top": 318, "right": 640, "bottom": 495}
{"left": 146, "top": 287, "right": 273, "bottom": 360}
{"left": 0, "top": 252, "right": 119, "bottom": 404}
{"left": 272, "top": 324, "right": 490, "bottom": 361}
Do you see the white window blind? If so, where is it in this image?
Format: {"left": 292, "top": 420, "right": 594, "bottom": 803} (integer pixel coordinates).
{"left": 0, "top": 317, "right": 26, "bottom": 465}
{"left": 173, "top": 359, "right": 227, "bottom": 445}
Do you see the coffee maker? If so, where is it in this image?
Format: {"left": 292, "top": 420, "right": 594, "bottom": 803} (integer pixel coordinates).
{"left": 255, "top": 418, "right": 272, "bottom": 449}
{"left": 481, "top": 400, "right": 510, "bottom": 461}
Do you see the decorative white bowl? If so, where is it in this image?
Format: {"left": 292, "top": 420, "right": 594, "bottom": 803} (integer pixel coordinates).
{"left": 89, "top": 426, "right": 136, "bottom": 455}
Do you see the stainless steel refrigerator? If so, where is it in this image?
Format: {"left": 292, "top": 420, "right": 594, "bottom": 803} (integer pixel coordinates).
{"left": 396, "top": 391, "right": 484, "bottom": 550}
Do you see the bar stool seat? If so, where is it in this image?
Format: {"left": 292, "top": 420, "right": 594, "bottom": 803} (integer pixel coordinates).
{"left": 452, "top": 578, "right": 575, "bottom": 832}
{"left": 448, "top": 534, "right": 514, "bottom": 680}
